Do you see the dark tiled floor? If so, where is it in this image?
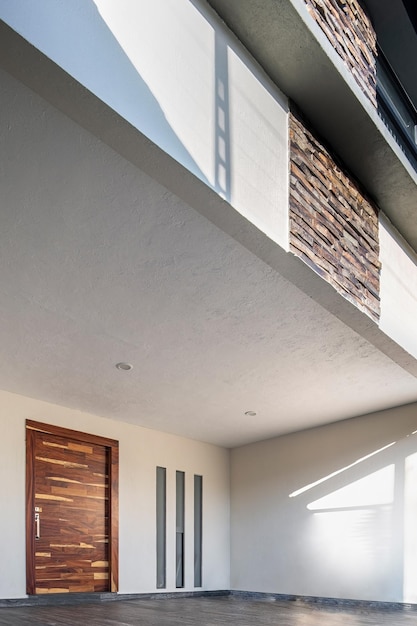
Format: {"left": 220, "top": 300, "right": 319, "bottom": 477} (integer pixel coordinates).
{"left": 1, "top": 596, "right": 417, "bottom": 625}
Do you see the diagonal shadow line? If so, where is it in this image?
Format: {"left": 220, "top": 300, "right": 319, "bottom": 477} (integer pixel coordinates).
{"left": 17, "top": 0, "right": 211, "bottom": 188}
{"left": 188, "top": 0, "right": 232, "bottom": 202}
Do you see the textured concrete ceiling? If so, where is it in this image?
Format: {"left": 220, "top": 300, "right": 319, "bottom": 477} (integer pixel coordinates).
{"left": 2, "top": 67, "right": 417, "bottom": 447}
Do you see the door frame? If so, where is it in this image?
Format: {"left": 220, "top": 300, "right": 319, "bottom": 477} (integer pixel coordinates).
{"left": 26, "top": 419, "right": 119, "bottom": 595}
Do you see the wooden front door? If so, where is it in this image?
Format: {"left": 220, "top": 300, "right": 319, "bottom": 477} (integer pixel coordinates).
{"left": 26, "top": 420, "right": 119, "bottom": 595}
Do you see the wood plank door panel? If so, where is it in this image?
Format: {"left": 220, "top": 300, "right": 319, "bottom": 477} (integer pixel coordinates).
{"left": 26, "top": 421, "right": 119, "bottom": 595}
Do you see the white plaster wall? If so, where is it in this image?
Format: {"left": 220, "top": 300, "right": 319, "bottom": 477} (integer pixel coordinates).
{"left": 0, "top": 0, "right": 289, "bottom": 249}
{"left": 230, "top": 403, "right": 417, "bottom": 603}
{"left": 379, "top": 214, "right": 417, "bottom": 360}
{"left": 0, "top": 389, "right": 230, "bottom": 599}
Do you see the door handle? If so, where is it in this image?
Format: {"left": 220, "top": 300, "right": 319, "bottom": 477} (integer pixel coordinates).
{"left": 35, "top": 512, "right": 40, "bottom": 540}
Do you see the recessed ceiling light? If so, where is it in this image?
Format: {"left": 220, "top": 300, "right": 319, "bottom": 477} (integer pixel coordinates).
{"left": 115, "top": 362, "right": 133, "bottom": 371}
{"left": 244, "top": 410, "right": 257, "bottom": 417}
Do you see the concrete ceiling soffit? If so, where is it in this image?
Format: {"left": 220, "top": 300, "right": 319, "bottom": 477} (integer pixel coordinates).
{"left": 1, "top": 18, "right": 417, "bottom": 384}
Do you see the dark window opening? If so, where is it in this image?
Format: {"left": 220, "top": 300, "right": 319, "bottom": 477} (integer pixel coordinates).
{"left": 194, "top": 475, "right": 203, "bottom": 587}
{"left": 376, "top": 48, "right": 417, "bottom": 169}
{"left": 156, "top": 467, "right": 166, "bottom": 589}
{"left": 176, "top": 471, "right": 185, "bottom": 588}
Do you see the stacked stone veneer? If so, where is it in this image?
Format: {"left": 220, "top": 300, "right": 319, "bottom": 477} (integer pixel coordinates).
{"left": 304, "top": 0, "right": 377, "bottom": 106}
{"left": 289, "top": 111, "right": 380, "bottom": 321}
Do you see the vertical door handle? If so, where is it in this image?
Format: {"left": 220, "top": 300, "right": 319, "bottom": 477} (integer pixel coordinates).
{"left": 35, "top": 512, "right": 40, "bottom": 540}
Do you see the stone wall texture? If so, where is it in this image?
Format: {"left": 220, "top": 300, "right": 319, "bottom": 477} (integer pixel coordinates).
{"left": 289, "top": 110, "right": 380, "bottom": 321}
{"left": 304, "top": 0, "right": 377, "bottom": 105}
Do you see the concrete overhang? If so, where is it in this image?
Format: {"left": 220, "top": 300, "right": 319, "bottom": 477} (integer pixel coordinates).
{"left": 1, "top": 17, "right": 417, "bottom": 446}
{"left": 0, "top": 16, "right": 416, "bottom": 384}
{"left": 206, "top": 0, "right": 417, "bottom": 252}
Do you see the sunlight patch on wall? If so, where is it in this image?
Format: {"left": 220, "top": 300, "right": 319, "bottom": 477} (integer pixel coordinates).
{"left": 306, "top": 465, "right": 395, "bottom": 590}
{"left": 310, "top": 506, "right": 393, "bottom": 584}
{"left": 307, "top": 465, "right": 395, "bottom": 511}
{"left": 289, "top": 442, "right": 396, "bottom": 499}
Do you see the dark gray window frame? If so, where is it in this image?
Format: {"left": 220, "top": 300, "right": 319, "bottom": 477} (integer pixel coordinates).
{"left": 176, "top": 470, "right": 185, "bottom": 588}
{"left": 194, "top": 474, "right": 203, "bottom": 587}
{"left": 156, "top": 466, "right": 166, "bottom": 589}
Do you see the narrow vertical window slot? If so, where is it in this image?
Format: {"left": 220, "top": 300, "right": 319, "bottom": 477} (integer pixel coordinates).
{"left": 156, "top": 466, "right": 166, "bottom": 589}
{"left": 176, "top": 470, "right": 185, "bottom": 588}
{"left": 194, "top": 474, "right": 203, "bottom": 587}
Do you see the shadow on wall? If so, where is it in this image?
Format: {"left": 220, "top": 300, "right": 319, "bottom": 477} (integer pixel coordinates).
{"left": 288, "top": 430, "right": 417, "bottom": 602}
{"left": 213, "top": 33, "right": 232, "bottom": 203}
{"left": 22, "top": 0, "right": 211, "bottom": 187}
{"left": 188, "top": 0, "right": 232, "bottom": 202}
